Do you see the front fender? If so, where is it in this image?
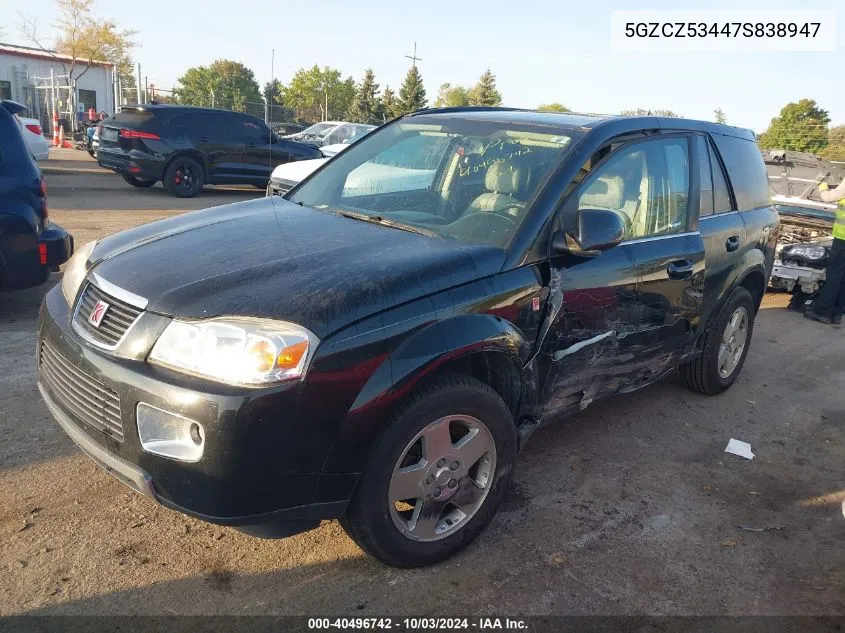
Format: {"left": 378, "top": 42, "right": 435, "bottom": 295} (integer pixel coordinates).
{"left": 320, "top": 313, "right": 531, "bottom": 474}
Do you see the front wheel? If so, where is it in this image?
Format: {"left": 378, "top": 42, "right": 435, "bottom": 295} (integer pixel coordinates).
{"left": 680, "top": 287, "right": 756, "bottom": 395}
{"left": 163, "top": 156, "right": 204, "bottom": 197}
{"left": 341, "top": 374, "right": 516, "bottom": 568}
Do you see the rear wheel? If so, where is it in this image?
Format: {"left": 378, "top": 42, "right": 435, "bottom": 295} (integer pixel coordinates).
{"left": 680, "top": 287, "right": 755, "bottom": 395}
{"left": 163, "top": 156, "right": 204, "bottom": 197}
{"left": 341, "top": 374, "right": 516, "bottom": 568}
{"left": 121, "top": 173, "right": 157, "bottom": 188}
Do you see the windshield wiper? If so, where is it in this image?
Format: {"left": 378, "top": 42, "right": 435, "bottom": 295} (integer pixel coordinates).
{"left": 336, "top": 210, "right": 439, "bottom": 238}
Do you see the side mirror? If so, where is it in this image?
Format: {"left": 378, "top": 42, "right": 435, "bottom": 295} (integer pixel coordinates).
{"left": 552, "top": 208, "right": 625, "bottom": 255}
{"left": 270, "top": 132, "right": 279, "bottom": 144}
{"left": 575, "top": 208, "right": 626, "bottom": 252}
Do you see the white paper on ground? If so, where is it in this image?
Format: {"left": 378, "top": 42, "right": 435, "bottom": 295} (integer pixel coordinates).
{"left": 725, "top": 438, "right": 755, "bottom": 460}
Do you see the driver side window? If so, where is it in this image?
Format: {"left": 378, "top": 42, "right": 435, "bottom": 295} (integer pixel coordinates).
{"left": 577, "top": 137, "right": 689, "bottom": 240}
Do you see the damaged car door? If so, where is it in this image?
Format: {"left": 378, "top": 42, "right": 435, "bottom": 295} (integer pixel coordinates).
{"left": 538, "top": 135, "right": 704, "bottom": 417}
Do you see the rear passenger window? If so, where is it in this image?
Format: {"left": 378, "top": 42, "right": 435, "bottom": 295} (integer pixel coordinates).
{"left": 710, "top": 134, "right": 770, "bottom": 210}
{"left": 708, "top": 142, "right": 733, "bottom": 213}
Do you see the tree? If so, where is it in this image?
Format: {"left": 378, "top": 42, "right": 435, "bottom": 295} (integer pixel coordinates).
{"left": 820, "top": 125, "right": 845, "bottom": 161}
{"left": 396, "top": 65, "right": 427, "bottom": 115}
{"left": 434, "top": 83, "right": 469, "bottom": 108}
{"left": 467, "top": 69, "right": 502, "bottom": 106}
{"left": 284, "top": 65, "right": 355, "bottom": 123}
{"left": 347, "top": 69, "right": 381, "bottom": 124}
{"left": 621, "top": 108, "right": 681, "bottom": 117}
{"left": 758, "top": 98, "right": 830, "bottom": 154}
{"left": 380, "top": 85, "right": 398, "bottom": 120}
{"left": 537, "top": 103, "right": 570, "bottom": 112}
{"left": 263, "top": 79, "right": 283, "bottom": 104}
{"left": 714, "top": 108, "right": 727, "bottom": 124}
{"left": 22, "top": 0, "right": 136, "bottom": 106}
{"left": 174, "top": 60, "right": 261, "bottom": 112}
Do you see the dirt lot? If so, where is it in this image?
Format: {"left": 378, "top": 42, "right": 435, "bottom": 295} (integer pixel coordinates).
{"left": 1, "top": 150, "right": 844, "bottom": 616}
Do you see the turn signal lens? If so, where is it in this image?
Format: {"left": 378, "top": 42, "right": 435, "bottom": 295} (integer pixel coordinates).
{"left": 278, "top": 341, "right": 308, "bottom": 370}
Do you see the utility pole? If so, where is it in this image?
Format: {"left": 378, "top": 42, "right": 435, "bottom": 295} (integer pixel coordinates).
{"left": 144, "top": 75, "right": 149, "bottom": 104}
{"left": 210, "top": 88, "right": 215, "bottom": 109}
{"left": 404, "top": 42, "right": 422, "bottom": 68}
{"left": 136, "top": 63, "right": 142, "bottom": 104}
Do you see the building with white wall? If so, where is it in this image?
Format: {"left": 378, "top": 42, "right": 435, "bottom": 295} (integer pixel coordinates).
{"left": 0, "top": 42, "right": 115, "bottom": 132}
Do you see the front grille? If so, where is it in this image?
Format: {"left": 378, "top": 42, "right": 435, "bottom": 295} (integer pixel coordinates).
{"left": 73, "top": 283, "right": 143, "bottom": 348}
{"left": 39, "top": 340, "right": 123, "bottom": 442}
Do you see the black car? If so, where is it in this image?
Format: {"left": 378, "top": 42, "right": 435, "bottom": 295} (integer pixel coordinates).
{"left": 38, "top": 107, "right": 778, "bottom": 567}
{"left": 0, "top": 100, "right": 73, "bottom": 290}
{"left": 97, "top": 105, "right": 323, "bottom": 197}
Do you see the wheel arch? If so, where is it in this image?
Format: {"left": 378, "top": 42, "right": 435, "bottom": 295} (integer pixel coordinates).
{"left": 320, "top": 314, "right": 535, "bottom": 475}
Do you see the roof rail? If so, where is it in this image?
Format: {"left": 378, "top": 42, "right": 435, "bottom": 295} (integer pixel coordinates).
{"left": 406, "top": 106, "right": 530, "bottom": 116}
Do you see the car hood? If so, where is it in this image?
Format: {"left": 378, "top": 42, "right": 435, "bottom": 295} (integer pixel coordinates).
{"left": 270, "top": 158, "right": 328, "bottom": 182}
{"left": 88, "top": 198, "right": 505, "bottom": 338}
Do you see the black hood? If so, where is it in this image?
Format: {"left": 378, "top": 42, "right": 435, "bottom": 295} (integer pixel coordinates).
{"left": 89, "top": 198, "right": 505, "bottom": 338}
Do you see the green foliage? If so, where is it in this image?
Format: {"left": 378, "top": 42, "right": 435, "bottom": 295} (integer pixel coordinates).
{"left": 347, "top": 69, "right": 381, "bottom": 124}
{"left": 621, "top": 108, "right": 681, "bottom": 117}
{"left": 820, "top": 125, "right": 845, "bottom": 161}
{"left": 467, "top": 69, "right": 501, "bottom": 107}
{"left": 714, "top": 108, "right": 727, "bottom": 124}
{"left": 537, "top": 103, "right": 570, "bottom": 112}
{"left": 758, "top": 98, "right": 830, "bottom": 154}
{"left": 380, "top": 85, "right": 398, "bottom": 120}
{"left": 175, "top": 59, "right": 261, "bottom": 112}
{"left": 284, "top": 65, "right": 355, "bottom": 123}
{"left": 434, "top": 83, "right": 469, "bottom": 108}
{"left": 263, "top": 79, "right": 283, "bottom": 104}
{"left": 396, "top": 65, "right": 427, "bottom": 115}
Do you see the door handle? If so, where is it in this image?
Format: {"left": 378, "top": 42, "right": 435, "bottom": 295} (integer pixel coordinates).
{"left": 667, "top": 259, "right": 694, "bottom": 280}
{"left": 725, "top": 235, "right": 740, "bottom": 252}
{"left": 199, "top": 137, "right": 210, "bottom": 143}
{"left": 246, "top": 142, "right": 257, "bottom": 148}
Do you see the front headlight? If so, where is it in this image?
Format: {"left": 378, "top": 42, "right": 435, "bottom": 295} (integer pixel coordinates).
{"left": 786, "top": 244, "right": 827, "bottom": 260}
{"left": 149, "top": 317, "right": 319, "bottom": 386}
{"left": 61, "top": 240, "right": 97, "bottom": 305}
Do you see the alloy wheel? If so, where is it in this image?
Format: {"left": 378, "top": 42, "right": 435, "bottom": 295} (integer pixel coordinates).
{"left": 718, "top": 306, "right": 748, "bottom": 378}
{"left": 388, "top": 414, "right": 497, "bottom": 542}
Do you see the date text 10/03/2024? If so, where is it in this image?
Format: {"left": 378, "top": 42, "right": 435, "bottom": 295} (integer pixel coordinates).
{"left": 307, "top": 618, "right": 528, "bottom": 630}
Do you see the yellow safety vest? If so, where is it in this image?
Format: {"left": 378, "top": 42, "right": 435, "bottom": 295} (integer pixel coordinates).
{"left": 835, "top": 199, "right": 845, "bottom": 241}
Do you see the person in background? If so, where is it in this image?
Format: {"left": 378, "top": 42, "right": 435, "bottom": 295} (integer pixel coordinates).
{"left": 88, "top": 106, "right": 96, "bottom": 121}
{"left": 805, "top": 178, "right": 845, "bottom": 326}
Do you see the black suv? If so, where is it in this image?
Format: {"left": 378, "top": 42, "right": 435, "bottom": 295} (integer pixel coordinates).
{"left": 38, "top": 108, "right": 777, "bottom": 567}
{"left": 97, "top": 105, "right": 323, "bottom": 197}
{"left": 0, "top": 100, "right": 73, "bottom": 290}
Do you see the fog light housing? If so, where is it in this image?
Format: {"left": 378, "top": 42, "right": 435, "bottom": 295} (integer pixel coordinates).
{"left": 136, "top": 402, "right": 205, "bottom": 462}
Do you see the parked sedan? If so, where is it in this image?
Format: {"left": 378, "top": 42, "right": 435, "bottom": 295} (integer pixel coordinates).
{"left": 98, "top": 105, "right": 322, "bottom": 197}
{"left": 285, "top": 121, "right": 374, "bottom": 148}
{"left": 17, "top": 115, "right": 50, "bottom": 161}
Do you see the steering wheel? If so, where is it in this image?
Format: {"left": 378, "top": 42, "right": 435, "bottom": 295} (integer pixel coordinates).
{"left": 490, "top": 207, "right": 520, "bottom": 226}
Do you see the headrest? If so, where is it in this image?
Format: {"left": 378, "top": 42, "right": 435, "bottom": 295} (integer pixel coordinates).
{"left": 485, "top": 161, "right": 525, "bottom": 195}
{"left": 579, "top": 175, "right": 625, "bottom": 210}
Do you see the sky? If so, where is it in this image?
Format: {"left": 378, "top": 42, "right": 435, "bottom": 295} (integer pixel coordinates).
{"left": 4, "top": 0, "right": 844, "bottom": 132}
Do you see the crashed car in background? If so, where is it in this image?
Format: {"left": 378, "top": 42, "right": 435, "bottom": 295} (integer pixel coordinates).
{"left": 764, "top": 149, "right": 843, "bottom": 310}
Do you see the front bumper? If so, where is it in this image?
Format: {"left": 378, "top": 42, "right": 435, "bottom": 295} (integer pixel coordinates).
{"left": 37, "top": 284, "right": 357, "bottom": 537}
{"left": 770, "top": 261, "right": 826, "bottom": 294}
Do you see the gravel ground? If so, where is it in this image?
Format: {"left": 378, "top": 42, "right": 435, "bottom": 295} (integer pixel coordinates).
{"left": 1, "top": 151, "right": 844, "bottom": 616}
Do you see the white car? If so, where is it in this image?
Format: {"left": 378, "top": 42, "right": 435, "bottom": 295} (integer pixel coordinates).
{"left": 285, "top": 121, "right": 375, "bottom": 148}
{"left": 267, "top": 158, "right": 435, "bottom": 198}
{"left": 17, "top": 116, "right": 50, "bottom": 161}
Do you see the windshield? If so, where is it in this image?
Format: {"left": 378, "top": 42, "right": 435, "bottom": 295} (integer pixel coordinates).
{"left": 289, "top": 118, "right": 577, "bottom": 248}
{"left": 299, "top": 122, "right": 336, "bottom": 137}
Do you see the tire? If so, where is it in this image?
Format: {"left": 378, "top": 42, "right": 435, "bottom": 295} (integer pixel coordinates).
{"left": 680, "top": 287, "right": 756, "bottom": 395}
{"left": 121, "top": 173, "right": 157, "bottom": 188}
{"left": 341, "top": 374, "right": 517, "bottom": 568}
{"left": 163, "top": 156, "right": 204, "bottom": 198}
{"left": 87, "top": 148, "right": 95, "bottom": 158}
